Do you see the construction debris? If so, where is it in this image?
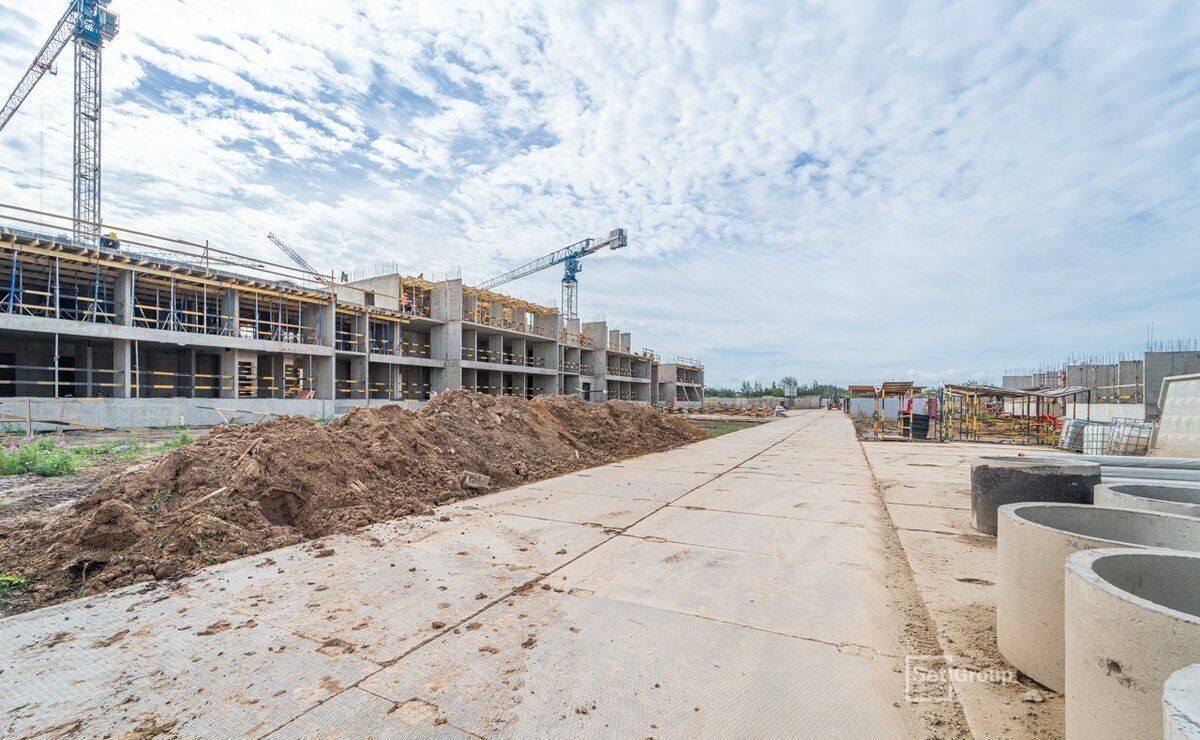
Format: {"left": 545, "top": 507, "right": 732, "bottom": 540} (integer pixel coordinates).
{"left": 0, "top": 391, "right": 704, "bottom": 608}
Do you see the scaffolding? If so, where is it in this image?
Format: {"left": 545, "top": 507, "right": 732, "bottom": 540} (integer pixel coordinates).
{"left": 939, "top": 384, "right": 1091, "bottom": 446}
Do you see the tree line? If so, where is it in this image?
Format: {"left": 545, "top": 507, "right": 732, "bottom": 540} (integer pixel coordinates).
{"left": 704, "top": 377, "right": 847, "bottom": 398}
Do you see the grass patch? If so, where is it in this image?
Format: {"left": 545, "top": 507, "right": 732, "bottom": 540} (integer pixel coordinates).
{"left": 706, "top": 422, "right": 758, "bottom": 437}
{"left": 0, "top": 438, "right": 82, "bottom": 476}
{"left": 160, "top": 431, "right": 195, "bottom": 450}
{"left": 0, "top": 433, "right": 162, "bottom": 477}
{"left": 0, "top": 573, "right": 31, "bottom": 600}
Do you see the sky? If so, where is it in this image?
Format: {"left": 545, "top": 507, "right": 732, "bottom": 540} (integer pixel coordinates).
{"left": 0, "top": 1, "right": 1197, "bottom": 389}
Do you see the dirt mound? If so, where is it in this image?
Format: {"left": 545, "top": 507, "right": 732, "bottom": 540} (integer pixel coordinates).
{"left": 0, "top": 391, "right": 704, "bottom": 607}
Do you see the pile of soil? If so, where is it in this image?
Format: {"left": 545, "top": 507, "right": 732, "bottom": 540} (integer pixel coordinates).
{"left": 0, "top": 391, "right": 704, "bottom": 608}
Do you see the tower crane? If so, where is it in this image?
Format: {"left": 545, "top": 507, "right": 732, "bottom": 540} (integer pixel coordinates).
{"left": 0, "top": 0, "right": 121, "bottom": 247}
{"left": 266, "top": 232, "right": 319, "bottom": 275}
{"left": 477, "top": 228, "right": 626, "bottom": 323}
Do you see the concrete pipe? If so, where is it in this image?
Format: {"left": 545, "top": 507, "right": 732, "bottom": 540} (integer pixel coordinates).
{"left": 1094, "top": 483, "right": 1200, "bottom": 519}
{"left": 1065, "top": 549, "right": 1200, "bottom": 740}
{"left": 997, "top": 502, "right": 1200, "bottom": 693}
{"left": 971, "top": 456, "right": 1100, "bottom": 535}
{"left": 1165, "top": 663, "right": 1200, "bottom": 740}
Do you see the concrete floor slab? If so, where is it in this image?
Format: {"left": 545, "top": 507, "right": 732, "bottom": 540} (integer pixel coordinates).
{"left": 552, "top": 535, "right": 899, "bottom": 654}
{"left": 0, "top": 585, "right": 377, "bottom": 739}
{"left": 360, "top": 591, "right": 909, "bottom": 739}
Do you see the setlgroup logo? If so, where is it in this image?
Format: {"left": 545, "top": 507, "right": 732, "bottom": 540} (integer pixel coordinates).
{"left": 905, "top": 654, "right": 1016, "bottom": 703}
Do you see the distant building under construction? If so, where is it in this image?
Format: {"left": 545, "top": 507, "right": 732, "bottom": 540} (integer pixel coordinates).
{"left": 0, "top": 219, "right": 704, "bottom": 429}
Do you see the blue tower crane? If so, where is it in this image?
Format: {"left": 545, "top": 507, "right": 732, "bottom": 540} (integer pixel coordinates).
{"left": 477, "top": 228, "right": 627, "bottom": 323}
{"left": 0, "top": 0, "right": 121, "bottom": 246}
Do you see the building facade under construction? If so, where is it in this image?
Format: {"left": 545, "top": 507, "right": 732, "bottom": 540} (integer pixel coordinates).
{"left": 0, "top": 222, "right": 704, "bottom": 429}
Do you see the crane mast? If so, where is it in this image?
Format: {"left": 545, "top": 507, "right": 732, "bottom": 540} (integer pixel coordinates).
{"left": 478, "top": 228, "right": 627, "bottom": 323}
{"left": 0, "top": 0, "right": 120, "bottom": 247}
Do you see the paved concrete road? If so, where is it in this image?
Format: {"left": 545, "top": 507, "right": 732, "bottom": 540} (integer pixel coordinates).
{"left": 1, "top": 411, "right": 918, "bottom": 739}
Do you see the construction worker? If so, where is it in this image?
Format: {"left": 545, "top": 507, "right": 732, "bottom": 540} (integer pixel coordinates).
{"left": 99, "top": 231, "right": 120, "bottom": 249}
{"left": 401, "top": 292, "right": 413, "bottom": 314}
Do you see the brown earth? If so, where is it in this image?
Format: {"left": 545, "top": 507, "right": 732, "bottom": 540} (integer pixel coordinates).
{"left": 0, "top": 391, "right": 705, "bottom": 609}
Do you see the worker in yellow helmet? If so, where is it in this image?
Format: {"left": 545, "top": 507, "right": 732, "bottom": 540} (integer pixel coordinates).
{"left": 99, "top": 231, "right": 120, "bottom": 250}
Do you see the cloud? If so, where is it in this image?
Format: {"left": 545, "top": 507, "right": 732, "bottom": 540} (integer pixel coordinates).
{"left": 0, "top": 0, "right": 1197, "bottom": 388}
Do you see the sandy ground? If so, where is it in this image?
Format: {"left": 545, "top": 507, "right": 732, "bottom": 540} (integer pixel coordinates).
{"left": 863, "top": 440, "right": 1065, "bottom": 739}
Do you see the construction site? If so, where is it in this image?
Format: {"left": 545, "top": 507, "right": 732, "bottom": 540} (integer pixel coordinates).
{"left": 2, "top": 2, "right": 1199, "bottom": 740}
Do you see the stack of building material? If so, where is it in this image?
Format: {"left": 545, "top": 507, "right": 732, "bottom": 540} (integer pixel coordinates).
{"left": 1106, "top": 418, "right": 1156, "bottom": 456}
{"left": 1082, "top": 423, "right": 1111, "bottom": 455}
{"left": 1059, "top": 419, "right": 1090, "bottom": 452}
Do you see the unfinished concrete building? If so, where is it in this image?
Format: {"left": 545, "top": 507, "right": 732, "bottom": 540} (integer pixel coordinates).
{"left": 1145, "top": 350, "right": 1200, "bottom": 419}
{"left": 0, "top": 227, "right": 696, "bottom": 428}
{"left": 656, "top": 357, "right": 705, "bottom": 409}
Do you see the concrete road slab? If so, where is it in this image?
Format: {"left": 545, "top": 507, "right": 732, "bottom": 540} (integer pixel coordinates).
{"left": 3, "top": 410, "right": 937, "bottom": 738}
{"left": 732, "top": 466, "right": 875, "bottom": 487}
{"left": 685, "top": 470, "right": 879, "bottom": 503}
{"left": 888, "top": 500, "right": 976, "bottom": 536}
{"left": 627, "top": 505, "right": 883, "bottom": 563}
{"left": 368, "top": 511, "right": 612, "bottom": 574}
{"left": 881, "top": 480, "right": 971, "bottom": 509}
{"left": 269, "top": 687, "right": 471, "bottom": 739}
{"left": 863, "top": 440, "right": 1064, "bottom": 737}
{"left": 673, "top": 482, "right": 880, "bottom": 526}
{"left": 449, "top": 486, "right": 663, "bottom": 528}
{"left": 552, "top": 536, "right": 898, "bottom": 654}
{"left": 360, "top": 591, "right": 909, "bottom": 739}
{"left": 185, "top": 538, "right": 539, "bottom": 665}
{"left": 0, "top": 585, "right": 377, "bottom": 739}
{"left": 524, "top": 467, "right": 716, "bottom": 502}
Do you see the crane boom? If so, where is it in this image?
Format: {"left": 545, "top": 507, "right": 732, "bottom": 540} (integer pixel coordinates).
{"left": 0, "top": 4, "right": 76, "bottom": 133}
{"left": 266, "top": 232, "right": 319, "bottom": 275}
{"left": 477, "top": 228, "right": 626, "bottom": 290}
{"left": 477, "top": 228, "right": 627, "bottom": 323}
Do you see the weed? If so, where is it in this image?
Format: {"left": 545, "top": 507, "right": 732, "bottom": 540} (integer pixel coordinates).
{"left": 147, "top": 487, "right": 174, "bottom": 512}
{"left": 705, "top": 423, "right": 756, "bottom": 438}
{"left": 0, "top": 573, "right": 31, "bottom": 599}
{"left": 0, "top": 438, "right": 80, "bottom": 477}
{"left": 161, "top": 431, "right": 195, "bottom": 450}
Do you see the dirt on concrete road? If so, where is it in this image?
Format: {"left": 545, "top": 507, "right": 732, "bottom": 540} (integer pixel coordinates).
{"left": 0, "top": 391, "right": 703, "bottom": 612}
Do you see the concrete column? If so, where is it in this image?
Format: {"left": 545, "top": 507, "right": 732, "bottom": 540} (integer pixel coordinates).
{"left": 317, "top": 291, "right": 337, "bottom": 347}
{"left": 219, "top": 349, "right": 239, "bottom": 399}
{"left": 268, "top": 354, "right": 286, "bottom": 399}
{"left": 112, "top": 339, "right": 132, "bottom": 398}
{"left": 223, "top": 288, "right": 240, "bottom": 337}
{"left": 114, "top": 272, "right": 134, "bottom": 326}
{"left": 187, "top": 349, "right": 197, "bottom": 398}
{"left": 350, "top": 356, "right": 368, "bottom": 398}
{"left": 431, "top": 279, "right": 463, "bottom": 393}
{"left": 620, "top": 331, "right": 631, "bottom": 352}
{"left": 313, "top": 354, "right": 335, "bottom": 400}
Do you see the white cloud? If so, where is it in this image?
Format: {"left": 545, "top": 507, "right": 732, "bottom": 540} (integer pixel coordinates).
{"left": 0, "top": 0, "right": 1197, "bottom": 387}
